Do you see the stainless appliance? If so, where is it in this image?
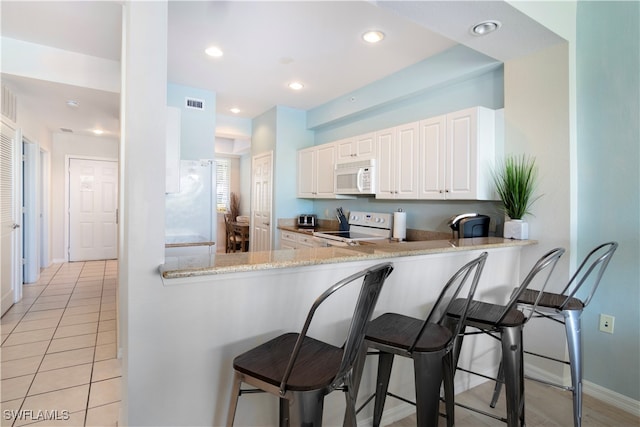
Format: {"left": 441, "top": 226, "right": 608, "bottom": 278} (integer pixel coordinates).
{"left": 448, "top": 213, "right": 490, "bottom": 238}
{"left": 313, "top": 211, "right": 392, "bottom": 246}
{"left": 334, "top": 159, "right": 376, "bottom": 194}
{"left": 297, "top": 214, "right": 317, "bottom": 229}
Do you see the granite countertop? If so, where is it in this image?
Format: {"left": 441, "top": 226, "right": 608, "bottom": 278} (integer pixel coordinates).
{"left": 160, "top": 237, "right": 537, "bottom": 279}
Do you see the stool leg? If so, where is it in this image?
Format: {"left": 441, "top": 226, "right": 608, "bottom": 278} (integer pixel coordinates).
{"left": 289, "top": 390, "right": 325, "bottom": 426}
{"left": 490, "top": 360, "right": 505, "bottom": 408}
{"left": 373, "top": 352, "right": 394, "bottom": 427}
{"left": 343, "top": 370, "right": 358, "bottom": 427}
{"left": 226, "top": 372, "right": 242, "bottom": 427}
{"left": 564, "top": 309, "right": 583, "bottom": 427}
{"left": 501, "top": 326, "right": 524, "bottom": 427}
{"left": 442, "top": 351, "right": 455, "bottom": 427}
{"left": 414, "top": 350, "right": 446, "bottom": 427}
{"left": 279, "top": 398, "right": 289, "bottom": 427}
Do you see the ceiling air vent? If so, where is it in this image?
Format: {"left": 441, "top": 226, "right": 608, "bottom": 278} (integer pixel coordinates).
{"left": 185, "top": 97, "right": 205, "bottom": 111}
{"left": 60, "top": 128, "right": 73, "bottom": 133}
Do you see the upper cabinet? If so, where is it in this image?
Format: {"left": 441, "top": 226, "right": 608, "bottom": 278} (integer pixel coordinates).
{"left": 296, "top": 106, "right": 500, "bottom": 201}
{"left": 418, "top": 106, "right": 497, "bottom": 200}
{"left": 376, "top": 122, "right": 420, "bottom": 199}
{"left": 336, "top": 132, "right": 376, "bottom": 162}
{"left": 297, "top": 143, "right": 337, "bottom": 198}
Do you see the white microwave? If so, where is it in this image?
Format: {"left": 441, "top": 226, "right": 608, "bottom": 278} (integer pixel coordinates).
{"left": 334, "top": 159, "right": 376, "bottom": 194}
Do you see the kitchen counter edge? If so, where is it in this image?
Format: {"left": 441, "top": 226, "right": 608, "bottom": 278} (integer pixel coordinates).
{"left": 160, "top": 237, "right": 537, "bottom": 280}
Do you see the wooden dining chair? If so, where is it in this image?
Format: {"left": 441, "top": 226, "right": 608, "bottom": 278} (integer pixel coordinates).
{"left": 224, "top": 214, "right": 242, "bottom": 253}
{"left": 226, "top": 262, "right": 394, "bottom": 427}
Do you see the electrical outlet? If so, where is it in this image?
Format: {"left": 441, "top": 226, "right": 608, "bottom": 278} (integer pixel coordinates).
{"left": 599, "top": 314, "right": 615, "bottom": 334}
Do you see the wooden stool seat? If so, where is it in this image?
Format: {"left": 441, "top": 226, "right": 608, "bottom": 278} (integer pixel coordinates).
{"left": 233, "top": 333, "right": 342, "bottom": 392}
{"left": 518, "top": 289, "right": 584, "bottom": 311}
{"left": 366, "top": 313, "right": 451, "bottom": 352}
{"left": 449, "top": 299, "right": 526, "bottom": 328}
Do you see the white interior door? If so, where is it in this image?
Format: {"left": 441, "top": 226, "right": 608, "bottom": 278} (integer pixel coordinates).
{"left": 251, "top": 152, "right": 272, "bottom": 252}
{"left": 69, "top": 158, "right": 118, "bottom": 261}
{"left": 1, "top": 122, "right": 19, "bottom": 315}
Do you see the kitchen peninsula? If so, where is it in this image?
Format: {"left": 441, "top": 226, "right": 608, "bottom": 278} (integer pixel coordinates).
{"left": 156, "top": 237, "right": 540, "bottom": 425}
{"left": 160, "top": 237, "right": 534, "bottom": 280}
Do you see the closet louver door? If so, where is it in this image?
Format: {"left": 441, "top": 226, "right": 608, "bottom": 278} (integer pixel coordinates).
{"left": 1, "top": 123, "right": 17, "bottom": 315}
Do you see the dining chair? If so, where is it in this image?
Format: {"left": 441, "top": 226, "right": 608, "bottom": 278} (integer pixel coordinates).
{"left": 354, "top": 252, "right": 488, "bottom": 427}
{"left": 490, "top": 241, "right": 618, "bottom": 427}
{"left": 446, "top": 247, "right": 565, "bottom": 426}
{"left": 226, "top": 262, "right": 394, "bottom": 427}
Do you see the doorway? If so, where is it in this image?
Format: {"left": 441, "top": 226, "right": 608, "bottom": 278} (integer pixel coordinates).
{"left": 251, "top": 151, "right": 273, "bottom": 252}
{"left": 67, "top": 158, "right": 118, "bottom": 261}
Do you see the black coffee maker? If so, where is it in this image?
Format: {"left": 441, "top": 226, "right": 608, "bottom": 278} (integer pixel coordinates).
{"left": 448, "top": 213, "right": 490, "bottom": 238}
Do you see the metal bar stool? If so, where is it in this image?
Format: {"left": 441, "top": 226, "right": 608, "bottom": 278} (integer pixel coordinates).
{"left": 490, "top": 241, "right": 618, "bottom": 427}
{"left": 226, "top": 262, "right": 394, "bottom": 427}
{"left": 353, "top": 252, "right": 488, "bottom": 427}
{"left": 446, "top": 248, "right": 565, "bottom": 427}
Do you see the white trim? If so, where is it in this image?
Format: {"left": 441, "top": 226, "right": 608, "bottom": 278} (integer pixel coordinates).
{"left": 525, "top": 362, "right": 640, "bottom": 417}
{"left": 584, "top": 380, "right": 640, "bottom": 417}
{"left": 64, "top": 155, "right": 118, "bottom": 262}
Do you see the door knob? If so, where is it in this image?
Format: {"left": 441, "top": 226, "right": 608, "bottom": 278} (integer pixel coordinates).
{"left": 11, "top": 223, "right": 20, "bottom": 229}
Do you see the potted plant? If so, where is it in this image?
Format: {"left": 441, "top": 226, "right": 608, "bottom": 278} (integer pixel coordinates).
{"left": 492, "top": 154, "right": 540, "bottom": 239}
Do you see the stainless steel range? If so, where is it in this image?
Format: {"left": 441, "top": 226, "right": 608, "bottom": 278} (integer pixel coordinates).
{"left": 313, "top": 211, "right": 393, "bottom": 246}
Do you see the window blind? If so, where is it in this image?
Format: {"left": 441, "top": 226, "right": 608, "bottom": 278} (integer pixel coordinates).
{"left": 216, "top": 159, "right": 230, "bottom": 213}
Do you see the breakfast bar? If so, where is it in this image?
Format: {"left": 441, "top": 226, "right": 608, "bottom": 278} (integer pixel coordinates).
{"left": 155, "top": 238, "right": 539, "bottom": 425}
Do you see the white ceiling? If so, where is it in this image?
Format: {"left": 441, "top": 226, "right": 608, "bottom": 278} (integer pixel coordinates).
{"left": 0, "top": 1, "right": 564, "bottom": 138}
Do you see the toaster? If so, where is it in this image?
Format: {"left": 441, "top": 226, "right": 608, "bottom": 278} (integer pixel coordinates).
{"left": 297, "top": 214, "right": 317, "bottom": 229}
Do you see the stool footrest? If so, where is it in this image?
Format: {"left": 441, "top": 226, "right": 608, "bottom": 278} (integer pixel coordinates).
{"left": 524, "top": 374, "right": 574, "bottom": 392}
{"left": 455, "top": 401, "right": 508, "bottom": 424}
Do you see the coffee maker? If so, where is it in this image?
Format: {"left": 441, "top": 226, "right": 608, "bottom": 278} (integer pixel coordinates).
{"left": 448, "top": 213, "right": 490, "bottom": 239}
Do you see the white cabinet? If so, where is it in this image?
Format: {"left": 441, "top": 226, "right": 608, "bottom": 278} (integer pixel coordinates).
{"left": 279, "top": 230, "right": 298, "bottom": 250}
{"left": 166, "top": 106, "right": 181, "bottom": 193}
{"left": 376, "top": 122, "right": 420, "bottom": 199}
{"left": 418, "top": 106, "right": 496, "bottom": 200}
{"left": 336, "top": 132, "right": 376, "bottom": 162}
{"left": 297, "top": 143, "right": 336, "bottom": 198}
{"left": 279, "top": 230, "right": 325, "bottom": 250}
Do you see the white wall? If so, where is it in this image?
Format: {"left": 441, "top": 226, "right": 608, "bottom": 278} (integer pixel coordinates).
{"left": 50, "top": 132, "right": 119, "bottom": 262}
{"left": 119, "top": 2, "right": 167, "bottom": 424}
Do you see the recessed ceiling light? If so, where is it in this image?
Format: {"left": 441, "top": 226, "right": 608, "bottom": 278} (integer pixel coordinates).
{"left": 471, "top": 20, "right": 502, "bottom": 36}
{"left": 288, "top": 82, "right": 304, "bottom": 91}
{"left": 205, "top": 46, "right": 223, "bottom": 57}
{"left": 230, "top": 107, "right": 241, "bottom": 114}
{"left": 92, "top": 129, "right": 104, "bottom": 135}
{"left": 66, "top": 100, "right": 79, "bottom": 108}
{"left": 362, "top": 30, "right": 385, "bottom": 44}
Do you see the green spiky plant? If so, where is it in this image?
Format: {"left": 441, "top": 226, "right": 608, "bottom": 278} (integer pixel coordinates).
{"left": 492, "top": 155, "right": 540, "bottom": 220}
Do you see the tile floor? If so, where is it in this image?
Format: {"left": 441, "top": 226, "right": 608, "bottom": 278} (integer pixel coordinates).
{"left": 1, "top": 261, "right": 120, "bottom": 427}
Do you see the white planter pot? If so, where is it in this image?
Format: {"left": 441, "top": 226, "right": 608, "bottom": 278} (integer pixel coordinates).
{"left": 503, "top": 219, "right": 529, "bottom": 240}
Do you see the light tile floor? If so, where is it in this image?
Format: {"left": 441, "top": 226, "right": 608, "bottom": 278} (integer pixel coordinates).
{"left": 1, "top": 261, "right": 120, "bottom": 427}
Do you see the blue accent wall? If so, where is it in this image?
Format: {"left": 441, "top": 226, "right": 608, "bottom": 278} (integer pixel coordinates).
{"left": 308, "top": 55, "right": 504, "bottom": 231}
{"left": 167, "top": 83, "right": 216, "bottom": 160}
{"left": 577, "top": 0, "right": 640, "bottom": 400}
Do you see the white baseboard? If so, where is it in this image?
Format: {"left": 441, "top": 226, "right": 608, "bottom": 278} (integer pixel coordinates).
{"left": 584, "top": 380, "right": 640, "bottom": 418}
{"left": 525, "top": 362, "right": 640, "bottom": 417}
{"left": 357, "top": 364, "right": 640, "bottom": 425}
{"left": 52, "top": 258, "right": 66, "bottom": 264}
